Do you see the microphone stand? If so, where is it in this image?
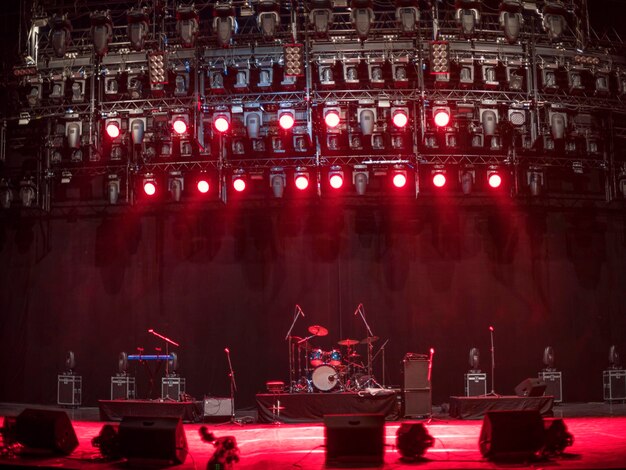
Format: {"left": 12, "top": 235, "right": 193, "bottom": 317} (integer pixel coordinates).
{"left": 355, "top": 304, "right": 382, "bottom": 389}
{"left": 371, "top": 339, "right": 389, "bottom": 387}
{"left": 224, "top": 348, "right": 240, "bottom": 425}
{"left": 285, "top": 305, "right": 304, "bottom": 393}
{"left": 148, "top": 329, "right": 180, "bottom": 401}
{"left": 485, "top": 326, "right": 499, "bottom": 397}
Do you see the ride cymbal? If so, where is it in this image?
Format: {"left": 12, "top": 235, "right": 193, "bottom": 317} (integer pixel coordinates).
{"left": 360, "top": 336, "right": 379, "bottom": 344}
{"left": 308, "top": 325, "right": 329, "bottom": 337}
{"left": 338, "top": 338, "right": 360, "bottom": 346}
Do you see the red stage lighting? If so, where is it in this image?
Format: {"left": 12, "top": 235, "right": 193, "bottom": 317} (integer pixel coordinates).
{"left": 433, "top": 173, "right": 446, "bottom": 187}
{"left": 143, "top": 181, "right": 156, "bottom": 196}
{"left": 173, "top": 118, "right": 187, "bottom": 135}
{"left": 329, "top": 173, "right": 344, "bottom": 189}
{"left": 294, "top": 174, "right": 309, "bottom": 190}
{"left": 488, "top": 173, "right": 502, "bottom": 188}
{"left": 105, "top": 121, "right": 120, "bottom": 139}
{"left": 392, "top": 109, "right": 409, "bottom": 128}
{"left": 197, "top": 179, "right": 209, "bottom": 193}
{"left": 214, "top": 115, "right": 230, "bottom": 133}
{"left": 433, "top": 108, "right": 450, "bottom": 127}
{"left": 324, "top": 109, "right": 340, "bottom": 128}
{"left": 233, "top": 177, "right": 246, "bottom": 192}
{"left": 278, "top": 111, "right": 295, "bottom": 130}
{"left": 393, "top": 172, "right": 408, "bottom": 188}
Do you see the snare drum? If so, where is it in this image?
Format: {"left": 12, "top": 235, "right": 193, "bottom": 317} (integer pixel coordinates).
{"left": 328, "top": 349, "right": 342, "bottom": 366}
{"left": 309, "top": 349, "right": 324, "bottom": 367}
{"left": 311, "top": 364, "right": 339, "bottom": 392}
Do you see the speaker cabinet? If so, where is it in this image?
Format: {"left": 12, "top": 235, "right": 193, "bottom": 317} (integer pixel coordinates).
{"left": 324, "top": 414, "right": 384, "bottom": 466}
{"left": 403, "top": 390, "right": 431, "bottom": 417}
{"left": 118, "top": 417, "right": 188, "bottom": 464}
{"left": 14, "top": 409, "right": 78, "bottom": 455}
{"left": 479, "top": 410, "right": 545, "bottom": 460}
{"left": 403, "top": 356, "right": 431, "bottom": 417}
{"left": 515, "top": 378, "right": 547, "bottom": 397}
{"left": 403, "top": 358, "right": 429, "bottom": 389}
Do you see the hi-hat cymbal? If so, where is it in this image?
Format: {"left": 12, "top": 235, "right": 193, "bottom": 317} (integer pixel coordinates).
{"left": 308, "top": 325, "right": 329, "bottom": 337}
{"left": 338, "top": 338, "right": 360, "bottom": 346}
{"left": 361, "top": 336, "right": 379, "bottom": 344}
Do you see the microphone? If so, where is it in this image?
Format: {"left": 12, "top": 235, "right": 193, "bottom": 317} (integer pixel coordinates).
{"left": 296, "top": 304, "right": 305, "bottom": 317}
{"left": 224, "top": 348, "right": 230, "bottom": 354}
{"left": 354, "top": 303, "right": 363, "bottom": 315}
{"left": 148, "top": 329, "right": 154, "bottom": 333}
{"left": 489, "top": 326, "right": 494, "bottom": 332}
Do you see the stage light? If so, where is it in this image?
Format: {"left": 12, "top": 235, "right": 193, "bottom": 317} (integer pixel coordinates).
{"left": 0, "top": 180, "right": 13, "bottom": 209}
{"left": 127, "top": 7, "right": 149, "bottom": 51}
{"left": 270, "top": 167, "right": 286, "bottom": 198}
{"left": 352, "top": 165, "right": 369, "bottom": 196}
{"left": 174, "top": 73, "right": 189, "bottom": 96}
{"left": 550, "top": 111, "right": 567, "bottom": 140}
{"left": 176, "top": 5, "right": 199, "bottom": 47}
{"left": 328, "top": 166, "right": 344, "bottom": 189}
{"left": 324, "top": 108, "right": 341, "bottom": 128}
{"left": 500, "top": 0, "right": 523, "bottom": 43}
{"left": 148, "top": 52, "right": 167, "bottom": 93}
{"left": 358, "top": 109, "right": 375, "bottom": 135}
{"left": 26, "top": 84, "right": 41, "bottom": 107}
{"left": 278, "top": 110, "right": 295, "bottom": 130}
{"left": 172, "top": 116, "right": 188, "bottom": 135}
{"left": 71, "top": 80, "right": 85, "bottom": 103}
{"left": 197, "top": 178, "right": 210, "bottom": 194}
{"left": 392, "top": 108, "right": 409, "bottom": 128}
{"left": 50, "top": 14, "right": 72, "bottom": 58}
{"left": 143, "top": 175, "right": 157, "bottom": 196}
{"left": 433, "top": 107, "right": 450, "bottom": 127}
{"left": 506, "top": 66, "right": 524, "bottom": 90}
{"left": 480, "top": 109, "right": 498, "bottom": 136}
{"left": 351, "top": 1, "right": 374, "bottom": 40}
{"left": 543, "top": 2, "right": 567, "bottom": 40}
{"left": 429, "top": 41, "right": 450, "bottom": 74}
{"left": 90, "top": 11, "right": 113, "bottom": 57}
{"left": 232, "top": 173, "right": 246, "bottom": 192}
{"left": 294, "top": 168, "right": 310, "bottom": 190}
{"left": 107, "top": 174, "right": 120, "bottom": 205}
{"left": 105, "top": 120, "right": 121, "bottom": 139}
{"left": 130, "top": 118, "right": 146, "bottom": 145}
{"left": 392, "top": 166, "right": 408, "bottom": 188}
{"left": 19, "top": 179, "right": 37, "bottom": 207}
{"left": 432, "top": 171, "right": 446, "bottom": 188}
{"left": 456, "top": 0, "right": 481, "bottom": 36}
{"left": 309, "top": 1, "right": 333, "bottom": 36}
{"left": 214, "top": 114, "right": 230, "bottom": 133}
{"left": 213, "top": 1, "right": 236, "bottom": 48}
{"left": 244, "top": 111, "right": 262, "bottom": 138}
{"left": 257, "top": 1, "right": 280, "bottom": 39}
{"left": 66, "top": 121, "right": 82, "bottom": 149}
{"left": 488, "top": 171, "right": 502, "bottom": 188}
{"left": 527, "top": 169, "right": 544, "bottom": 197}
{"left": 508, "top": 108, "right": 526, "bottom": 127}
{"left": 168, "top": 172, "right": 184, "bottom": 202}
{"left": 284, "top": 44, "right": 304, "bottom": 76}
{"left": 396, "top": 423, "right": 434, "bottom": 461}
{"left": 396, "top": 4, "right": 420, "bottom": 33}
{"left": 459, "top": 169, "right": 475, "bottom": 194}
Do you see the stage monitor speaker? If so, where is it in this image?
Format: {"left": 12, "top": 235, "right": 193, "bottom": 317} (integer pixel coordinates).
{"left": 403, "top": 358, "right": 429, "bottom": 389}
{"left": 118, "top": 416, "right": 188, "bottom": 464}
{"left": 13, "top": 408, "right": 79, "bottom": 455}
{"left": 324, "top": 413, "right": 384, "bottom": 467}
{"left": 515, "top": 378, "right": 547, "bottom": 397}
{"left": 479, "top": 410, "right": 545, "bottom": 460}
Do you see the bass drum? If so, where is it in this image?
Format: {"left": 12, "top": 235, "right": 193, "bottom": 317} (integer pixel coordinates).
{"left": 312, "top": 364, "right": 339, "bottom": 392}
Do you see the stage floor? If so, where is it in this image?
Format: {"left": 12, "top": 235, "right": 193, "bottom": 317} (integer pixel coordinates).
{"left": 2, "top": 402, "right": 626, "bottom": 469}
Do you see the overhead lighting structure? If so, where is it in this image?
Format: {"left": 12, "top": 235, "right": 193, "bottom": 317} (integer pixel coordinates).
{"left": 214, "top": 1, "right": 236, "bottom": 48}
{"left": 455, "top": 0, "right": 481, "bottom": 36}
{"left": 328, "top": 166, "right": 344, "bottom": 189}
{"left": 143, "top": 174, "right": 157, "bottom": 196}
{"left": 177, "top": 5, "right": 199, "bottom": 47}
{"left": 284, "top": 44, "right": 304, "bottom": 77}
{"left": 392, "top": 165, "right": 408, "bottom": 188}
{"left": 257, "top": 0, "right": 280, "bottom": 39}
{"left": 50, "top": 14, "right": 72, "bottom": 58}
{"left": 350, "top": 0, "right": 374, "bottom": 41}
{"left": 213, "top": 112, "right": 231, "bottom": 133}
{"left": 278, "top": 109, "right": 296, "bottom": 130}
{"left": 0, "top": 180, "right": 13, "bottom": 209}
{"left": 309, "top": 0, "right": 333, "bottom": 36}
{"left": 197, "top": 177, "right": 210, "bottom": 194}
{"left": 270, "top": 167, "right": 286, "bottom": 198}
{"left": 19, "top": 178, "right": 37, "bottom": 207}
{"left": 105, "top": 119, "right": 121, "bottom": 139}
{"left": 429, "top": 41, "right": 450, "bottom": 74}
{"left": 168, "top": 172, "right": 184, "bottom": 202}
{"left": 352, "top": 165, "right": 369, "bottom": 195}
{"left": 232, "top": 170, "right": 246, "bottom": 192}
{"left": 499, "top": 0, "right": 523, "bottom": 43}
{"left": 172, "top": 115, "right": 189, "bottom": 135}
{"left": 127, "top": 7, "right": 149, "bottom": 51}
{"left": 396, "top": 0, "right": 420, "bottom": 33}
{"left": 90, "top": 10, "right": 113, "bottom": 57}
{"left": 66, "top": 121, "right": 82, "bottom": 149}
{"left": 459, "top": 168, "right": 475, "bottom": 194}
{"left": 487, "top": 169, "right": 502, "bottom": 188}
{"left": 433, "top": 107, "right": 450, "bottom": 128}
{"left": 432, "top": 170, "right": 446, "bottom": 188}
{"left": 543, "top": 1, "right": 567, "bottom": 40}
{"left": 392, "top": 107, "right": 409, "bottom": 129}
{"left": 528, "top": 168, "right": 544, "bottom": 196}
{"left": 129, "top": 117, "right": 146, "bottom": 145}
{"left": 148, "top": 52, "right": 167, "bottom": 93}
{"left": 107, "top": 174, "right": 120, "bottom": 205}
{"left": 324, "top": 108, "right": 341, "bottom": 128}
{"left": 294, "top": 168, "right": 310, "bottom": 190}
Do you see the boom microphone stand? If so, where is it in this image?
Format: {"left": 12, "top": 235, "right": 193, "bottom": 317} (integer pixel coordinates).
{"left": 354, "top": 304, "right": 382, "bottom": 389}
{"left": 285, "top": 305, "right": 305, "bottom": 393}
{"left": 224, "top": 348, "right": 240, "bottom": 424}
{"left": 148, "top": 328, "right": 180, "bottom": 401}
{"left": 485, "top": 326, "right": 499, "bottom": 397}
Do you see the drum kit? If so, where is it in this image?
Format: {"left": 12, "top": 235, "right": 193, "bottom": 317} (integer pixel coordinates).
{"left": 288, "top": 324, "right": 382, "bottom": 393}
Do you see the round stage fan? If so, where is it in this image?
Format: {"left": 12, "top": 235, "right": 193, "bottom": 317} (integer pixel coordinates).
{"left": 118, "top": 352, "right": 128, "bottom": 374}
{"left": 543, "top": 346, "right": 555, "bottom": 369}
{"left": 469, "top": 347, "right": 480, "bottom": 370}
{"left": 65, "top": 351, "right": 76, "bottom": 372}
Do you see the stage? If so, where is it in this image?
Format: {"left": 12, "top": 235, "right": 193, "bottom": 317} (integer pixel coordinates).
{"left": 2, "top": 402, "right": 626, "bottom": 469}
{"left": 256, "top": 391, "right": 400, "bottom": 423}
{"left": 449, "top": 395, "right": 555, "bottom": 419}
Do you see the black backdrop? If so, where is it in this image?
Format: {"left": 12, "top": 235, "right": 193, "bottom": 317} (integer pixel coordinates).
{"left": 0, "top": 200, "right": 625, "bottom": 407}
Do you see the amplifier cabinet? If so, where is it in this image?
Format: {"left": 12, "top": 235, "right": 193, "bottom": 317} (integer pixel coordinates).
{"left": 162, "top": 377, "right": 186, "bottom": 400}
{"left": 111, "top": 376, "right": 136, "bottom": 400}
{"left": 603, "top": 370, "right": 626, "bottom": 401}
{"left": 464, "top": 373, "right": 487, "bottom": 397}
{"left": 403, "top": 356, "right": 431, "bottom": 417}
{"left": 403, "top": 390, "right": 431, "bottom": 417}
{"left": 57, "top": 374, "right": 82, "bottom": 406}
{"left": 539, "top": 371, "right": 562, "bottom": 403}
{"left": 203, "top": 397, "right": 233, "bottom": 421}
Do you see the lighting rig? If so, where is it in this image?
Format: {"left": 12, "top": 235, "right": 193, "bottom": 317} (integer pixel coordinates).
{"left": 0, "top": 0, "right": 625, "bottom": 211}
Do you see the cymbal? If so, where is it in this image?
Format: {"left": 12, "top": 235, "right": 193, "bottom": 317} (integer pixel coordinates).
{"left": 361, "top": 336, "right": 379, "bottom": 344}
{"left": 348, "top": 352, "right": 361, "bottom": 358}
{"left": 308, "top": 325, "right": 328, "bottom": 337}
{"left": 338, "top": 338, "right": 360, "bottom": 346}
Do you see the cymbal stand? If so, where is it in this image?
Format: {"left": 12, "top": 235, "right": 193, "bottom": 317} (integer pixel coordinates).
{"left": 371, "top": 339, "right": 389, "bottom": 387}
{"left": 285, "top": 305, "right": 305, "bottom": 393}
{"left": 355, "top": 304, "right": 382, "bottom": 389}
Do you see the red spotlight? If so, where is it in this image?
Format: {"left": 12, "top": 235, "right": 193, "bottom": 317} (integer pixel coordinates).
{"left": 488, "top": 172, "right": 502, "bottom": 188}
{"left": 105, "top": 121, "right": 120, "bottom": 139}
{"left": 214, "top": 115, "right": 230, "bottom": 133}
{"left": 232, "top": 177, "right": 246, "bottom": 192}
{"left": 278, "top": 112, "right": 295, "bottom": 130}
{"left": 433, "top": 173, "right": 446, "bottom": 187}
{"left": 324, "top": 109, "right": 340, "bottom": 128}
{"left": 433, "top": 108, "right": 450, "bottom": 127}
{"left": 197, "top": 179, "right": 210, "bottom": 193}
{"left": 173, "top": 118, "right": 187, "bottom": 135}
{"left": 294, "top": 174, "right": 309, "bottom": 190}
{"left": 329, "top": 172, "right": 344, "bottom": 189}
{"left": 392, "top": 172, "right": 407, "bottom": 188}
{"left": 143, "top": 181, "right": 156, "bottom": 196}
{"left": 392, "top": 109, "right": 409, "bottom": 128}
